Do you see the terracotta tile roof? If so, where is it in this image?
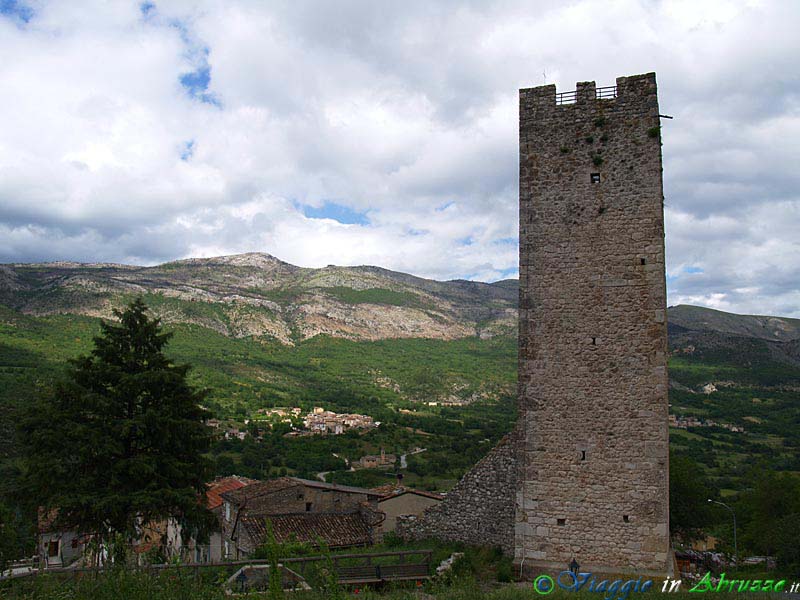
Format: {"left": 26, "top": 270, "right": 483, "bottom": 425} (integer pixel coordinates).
{"left": 220, "top": 476, "right": 381, "bottom": 506}
{"left": 242, "top": 511, "right": 373, "bottom": 549}
{"left": 288, "top": 477, "right": 383, "bottom": 497}
{"left": 371, "top": 485, "right": 445, "bottom": 501}
{"left": 206, "top": 476, "right": 257, "bottom": 510}
{"left": 220, "top": 477, "right": 300, "bottom": 506}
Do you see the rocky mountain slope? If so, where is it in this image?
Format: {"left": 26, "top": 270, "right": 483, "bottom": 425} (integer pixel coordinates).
{"left": 668, "top": 304, "right": 800, "bottom": 371}
{"left": 0, "top": 253, "right": 517, "bottom": 345}
{"left": 3, "top": 253, "right": 800, "bottom": 359}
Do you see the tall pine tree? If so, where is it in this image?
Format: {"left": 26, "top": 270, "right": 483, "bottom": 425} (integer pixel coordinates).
{"left": 19, "top": 299, "right": 215, "bottom": 552}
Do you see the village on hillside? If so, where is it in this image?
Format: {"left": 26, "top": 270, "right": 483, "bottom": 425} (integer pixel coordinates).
{"left": 208, "top": 406, "right": 380, "bottom": 441}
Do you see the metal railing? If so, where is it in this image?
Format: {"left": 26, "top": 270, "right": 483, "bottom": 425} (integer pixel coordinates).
{"left": 2, "top": 549, "right": 434, "bottom": 584}
{"left": 555, "top": 90, "right": 578, "bottom": 105}
{"left": 596, "top": 85, "right": 618, "bottom": 99}
{"left": 555, "top": 85, "right": 617, "bottom": 105}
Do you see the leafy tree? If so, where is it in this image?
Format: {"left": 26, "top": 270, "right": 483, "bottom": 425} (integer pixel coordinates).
{"left": 737, "top": 470, "right": 800, "bottom": 568}
{"left": 407, "top": 366, "right": 443, "bottom": 401}
{"left": 18, "top": 299, "right": 216, "bottom": 555}
{"left": 0, "top": 501, "right": 25, "bottom": 572}
{"left": 669, "top": 451, "right": 716, "bottom": 538}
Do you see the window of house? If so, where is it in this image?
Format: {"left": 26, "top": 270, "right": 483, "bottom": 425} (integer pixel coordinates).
{"left": 590, "top": 173, "right": 601, "bottom": 183}
{"left": 225, "top": 502, "right": 231, "bottom": 522}
{"left": 224, "top": 540, "right": 230, "bottom": 558}
{"left": 557, "top": 518, "right": 566, "bottom": 526}
{"left": 305, "top": 502, "right": 312, "bottom": 512}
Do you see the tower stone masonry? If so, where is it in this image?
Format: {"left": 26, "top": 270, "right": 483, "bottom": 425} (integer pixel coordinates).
{"left": 516, "top": 73, "right": 670, "bottom": 575}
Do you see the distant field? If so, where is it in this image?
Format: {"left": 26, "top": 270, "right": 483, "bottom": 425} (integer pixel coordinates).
{"left": 0, "top": 305, "right": 516, "bottom": 490}
{"left": 2, "top": 303, "right": 800, "bottom": 491}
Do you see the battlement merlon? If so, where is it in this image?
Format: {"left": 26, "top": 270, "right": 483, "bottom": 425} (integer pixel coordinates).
{"left": 519, "top": 72, "right": 658, "bottom": 112}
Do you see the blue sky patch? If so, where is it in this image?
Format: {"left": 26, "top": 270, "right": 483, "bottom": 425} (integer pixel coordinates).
{"left": 0, "top": 0, "right": 33, "bottom": 23}
{"left": 180, "top": 65, "right": 210, "bottom": 95}
{"left": 179, "top": 63, "right": 221, "bottom": 107}
{"left": 435, "top": 201, "right": 455, "bottom": 212}
{"left": 180, "top": 140, "right": 195, "bottom": 161}
{"left": 299, "top": 202, "right": 370, "bottom": 225}
{"left": 156, "top": 16, "right": 222, "bottom": 108}
{"left": 493, "top": 237, "right": 518, "bottom": 245}
{"left": 139, "top": 1, "right": 155, "bottom": 18}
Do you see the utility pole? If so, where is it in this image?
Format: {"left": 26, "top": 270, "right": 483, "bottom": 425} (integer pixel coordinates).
{"left": 708, "top": 499, "right": 738, "bottom": 565}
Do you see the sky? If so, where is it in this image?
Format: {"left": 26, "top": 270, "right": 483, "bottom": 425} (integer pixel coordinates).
{"left": 0, "top": 1, "right": 799, "bottom": 317}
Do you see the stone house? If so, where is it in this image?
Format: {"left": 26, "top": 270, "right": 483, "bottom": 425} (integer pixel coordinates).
{"left": 37, "top": 511, "right": 181, "bottom": 568}
{"left": 372, "top": 486, "right": 443, "bottom": 535}
{"left": 237, "top": 509, "right": 382, "bottom": 553}
{"left": 357, "top": 448, "right": 396, "bottom": 469}
{"left": 37, "top": 509, "right": 89, "bottom": 568}
{"left": 219, "top": 477, "right": 383, "bottom": 559}
{"left": 37, "top": 476, "right": 256, "bottom": 567}
{"left": 176, "top": 475, "right": 256, "bottom": 563}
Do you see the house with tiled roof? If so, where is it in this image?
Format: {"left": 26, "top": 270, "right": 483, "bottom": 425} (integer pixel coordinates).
{"left": 38, "top": 475, "right": 259, "bottom": 568}
{"left": 236, "top": 509, "right": 382, "bottom": 554}
{"left": 37, "top": 508, "right": 90, "bottom": 568}
{"left": 220, "top": 477, "right": 384, "bottom": 559}
{"left": 181, "top": 475, "right": 256, "bottom": 563}
{"left": 371, "top": 485, "right": 444, "bottom": 536}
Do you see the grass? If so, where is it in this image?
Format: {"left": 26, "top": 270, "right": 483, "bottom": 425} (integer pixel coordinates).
{"left": 0, "top": 569, "right": 774, "bottom": 599}
{"left": 320, "top": 287, "right": 432, "bottom": 310}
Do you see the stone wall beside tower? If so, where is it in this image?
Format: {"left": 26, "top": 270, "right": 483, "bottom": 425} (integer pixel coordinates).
{"left": 516, "top": 73, "right": 670, "bottom": 575}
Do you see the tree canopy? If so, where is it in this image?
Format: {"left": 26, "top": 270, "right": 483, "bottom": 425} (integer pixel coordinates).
{"left": 19, "top": 299, "right": 215, "bottom": 546}
{"left": 736, "top": 470, "right": 800, "bottom": 571}
{"left": 669, "top": 450, "right": 716, "bottom": 539}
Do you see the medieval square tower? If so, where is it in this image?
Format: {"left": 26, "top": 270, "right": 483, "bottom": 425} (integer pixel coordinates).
{"left": 516, "top": 73, "right": 670, "bottom": 575}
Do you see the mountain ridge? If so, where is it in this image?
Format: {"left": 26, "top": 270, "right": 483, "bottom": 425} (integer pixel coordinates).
{"left": 0, "top": 253, "right": 517, "bottom": 345}
{"left": 3, "top": 253, "right": 800, "bottom": 349}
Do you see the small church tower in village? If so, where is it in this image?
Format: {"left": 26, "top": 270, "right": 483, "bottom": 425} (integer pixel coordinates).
{"left": 516, "top": 73, "right": 670, "bottom": 575}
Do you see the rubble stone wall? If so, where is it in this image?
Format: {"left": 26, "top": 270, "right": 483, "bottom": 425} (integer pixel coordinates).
{"left": 396, "top": 425, "right": 520, "bottom": 554}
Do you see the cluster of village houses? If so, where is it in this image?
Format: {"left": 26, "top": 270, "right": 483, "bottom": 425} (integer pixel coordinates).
{"left": 669, "top": 414, "right": 744, "bottom": 433}
{"left": 38, "top": 476, "right": 442, "bottom": 568}
{"left": 208, "top": 407, "right": 379, "bottom": 441}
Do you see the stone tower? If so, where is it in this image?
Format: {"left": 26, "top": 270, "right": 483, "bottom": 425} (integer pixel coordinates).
{"left": 516, "top": 73, "right": 670, "bottom": 575}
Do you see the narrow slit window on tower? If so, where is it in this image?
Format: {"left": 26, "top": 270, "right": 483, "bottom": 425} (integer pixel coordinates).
{"left": 640, "top": 258, "right": 646, "bottom": 265}
{"left": 557, "top": 518, "right": 566, "bottom": 526}
{"left": 590, "top": 173, "right": 601, "bottom": 183}
{"left": 581, "top": 450, "right": 586, "bottom": 461}
{"left": 591, "top": 337, "right": 597, "bottom": 345}
{"left": 623, "top": 515, "right": 630, "bottom": 523}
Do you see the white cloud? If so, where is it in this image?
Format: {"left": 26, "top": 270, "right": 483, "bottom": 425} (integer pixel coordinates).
{"left": 0, "top": 0, "right": 799, "bottom": 316}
